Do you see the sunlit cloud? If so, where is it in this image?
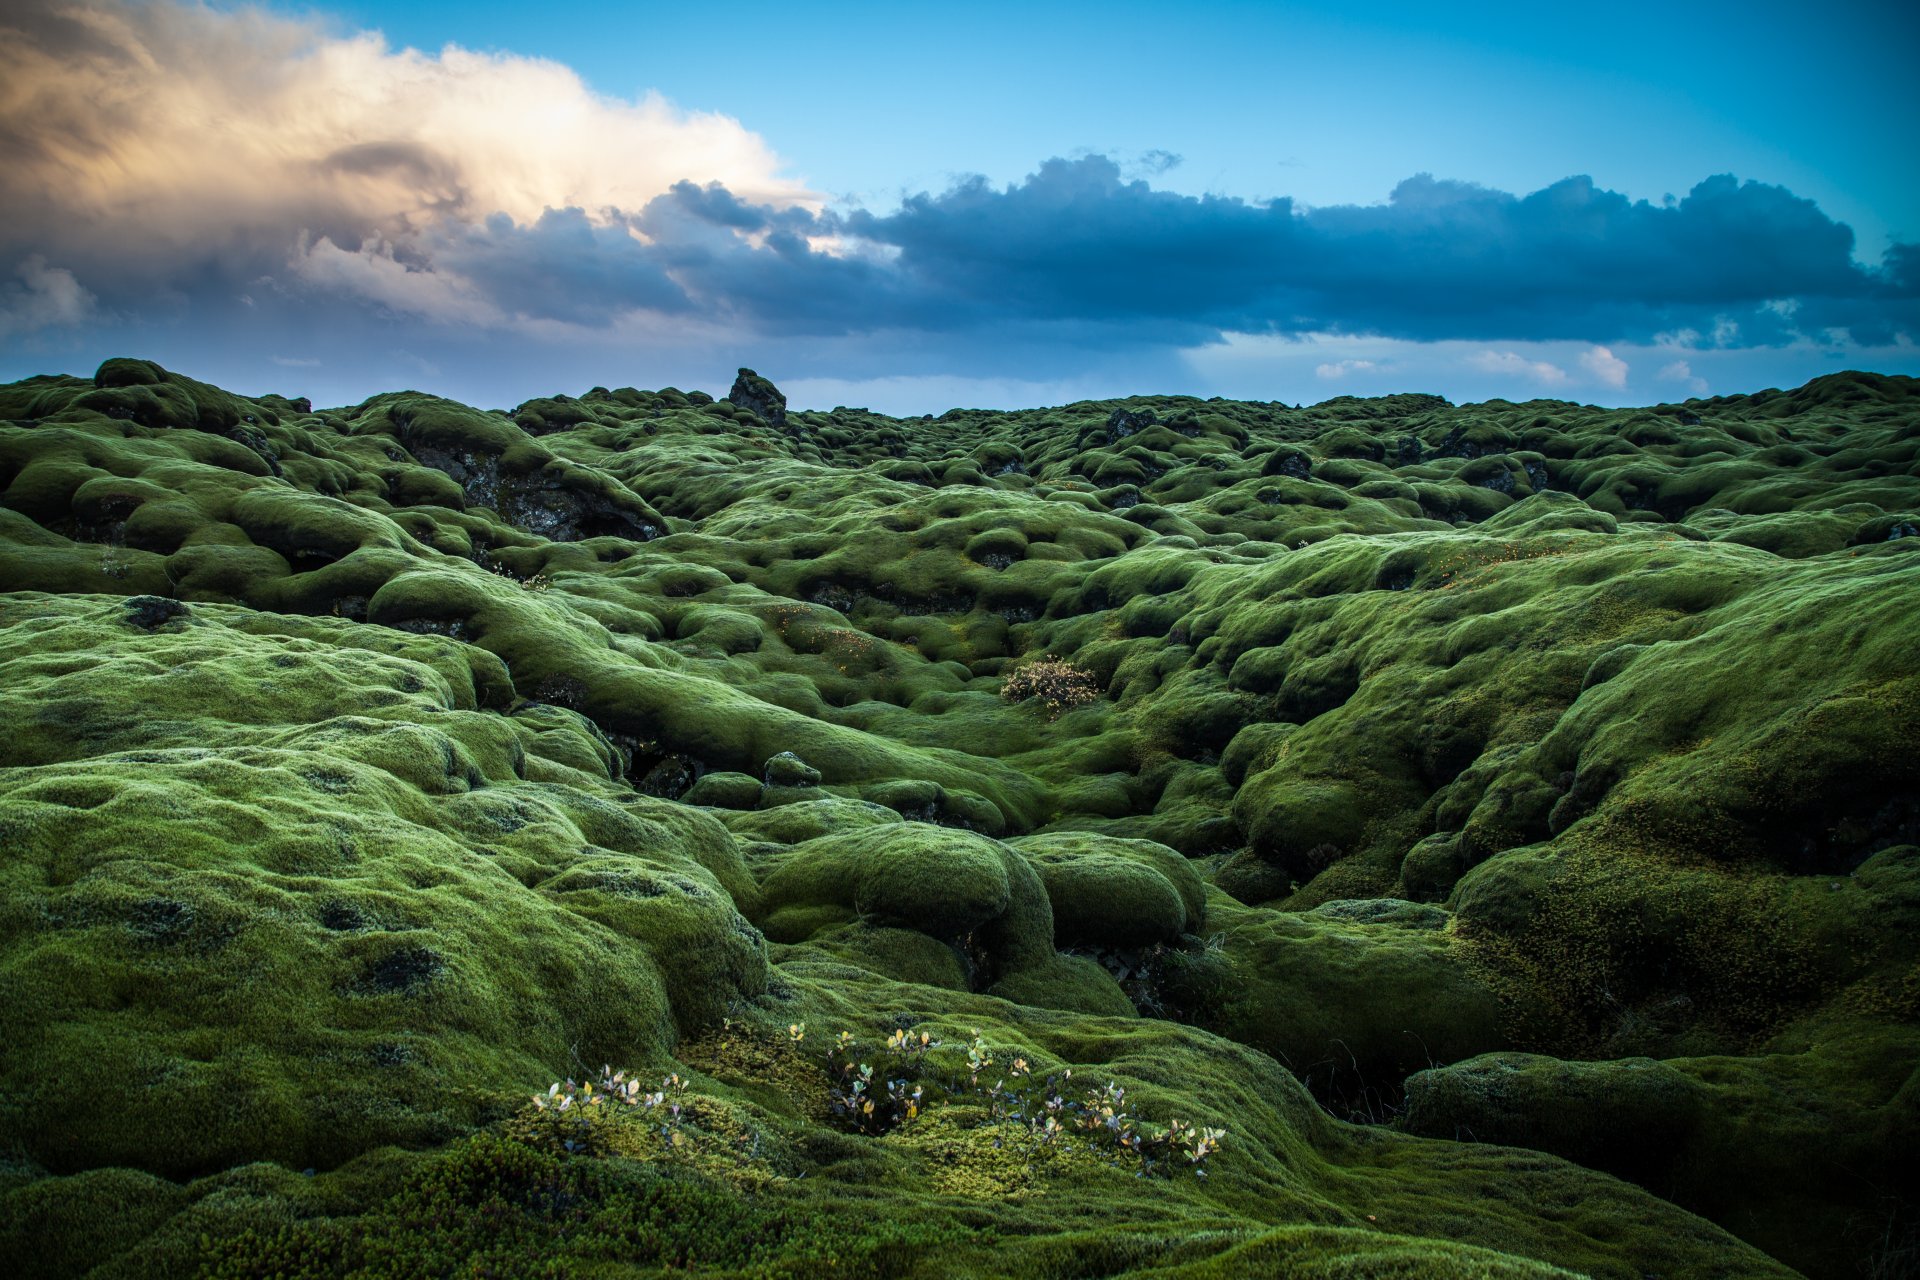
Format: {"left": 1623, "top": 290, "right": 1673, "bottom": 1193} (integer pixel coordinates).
{"left": 1, "top": 0, "right": 812, "bottom": 309}
{"left": 1579, "top": 345, "right": 1630, "bottom": 389}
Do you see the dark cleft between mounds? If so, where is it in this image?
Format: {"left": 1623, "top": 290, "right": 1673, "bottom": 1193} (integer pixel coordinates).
{"left": 1067, "top": 938, "right": 1228, "bottom": 1024}
{"left": 368, "top": 1042, "right": 416, "bottom": 1068}
{"left": 125, "top": 897, "right": 194, "bottom": 944}
{"left": 1770, "top": 791, "right": 1920, "bottom": 875}
{"left": 300, "top": 767, "right": 357, "bottom": 795}
{"left": 500, "top": 483, "right": 658, "bottom": 543}
{"left": 408, "top": 439, "right": 661, "bottom": 544}
{"left": 355, "top": 946, "right": 445, "bottom": 995}
{"left": 632, "top": 750, "right": 706, "bottom": 800}
{"left": 1263, "top": 447, "right": 1313, "bottom": 480}
{"left": 318, "top": 901, "right": 371, "bottom": 932}
{"left": 124, "top": 895, "right": 240, "bottom": 952}
{"left": 72, "top": 492, "right": 142, "bottom": 545}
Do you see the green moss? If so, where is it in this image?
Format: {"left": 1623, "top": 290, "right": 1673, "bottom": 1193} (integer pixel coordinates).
{"left": 682, "top": 770, "right": 764, "bottom": 808}
{"left": 4, "top": 363, "right": 1917, "bottom": 1277}
{"left": 0, "top": 1166, "right": 189, "bottom": 1277}
{"left": 754, "top": 824, "right": 1054, "bottom": 983}
{"left": 1010, "top": 831, "right": 1206, "bottom": 948}
{"left": 1400, "top": 1023, "right": 1920, "bottom": 1279}
{"left": 987, "top": 952, "right": 1137, "bottom": 1017}
{"left": 1133, "top": 1224, "right": 1584, "bottom": 1278}
{"left": 1203, "top": 896, "right": 1508, "bottom": 1116}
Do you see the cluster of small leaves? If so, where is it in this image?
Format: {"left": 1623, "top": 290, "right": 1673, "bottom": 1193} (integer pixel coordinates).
{"left": 801, "top": 1023, "right": 1223, "bottom": 1179}
{"left": 817, "top": 1024, "right": 932, "bottom": 1136}
{"left": 962, "top": 1032, "right": 1224, "bottom": 1178}
{"left": 999, "top": 657, "right": 1101, "bottom": 718}
{"left": 512, "top": 1065, "right": 691, "bottom": 1157}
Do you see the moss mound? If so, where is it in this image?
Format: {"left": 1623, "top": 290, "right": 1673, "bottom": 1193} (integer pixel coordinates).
{"left": 3, "top": 360, "right": 1917, "bottom": 1277}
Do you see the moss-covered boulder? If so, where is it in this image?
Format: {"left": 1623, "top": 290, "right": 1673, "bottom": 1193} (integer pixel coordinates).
{"left": 753, "top": 823, "right": 1054, "bottom": 987}
{"left": 1009, "top": 830, "right": 1206, "bottom": 949}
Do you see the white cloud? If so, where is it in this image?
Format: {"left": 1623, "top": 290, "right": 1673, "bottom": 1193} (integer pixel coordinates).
{"left": 0, "top": 255, "right": 95, "bottom": 337}
{"left": 1657, "top": 359, "right": 1709, "bottom": 396}
{"left": 1314, "top": 358, "right": 1377, "bottom": 379}
{"left": 1468, "top": 349, "right": 1568, "bottom": 384}
{"left": 1579, "top": 344, "right": 1629, "bottom": 389}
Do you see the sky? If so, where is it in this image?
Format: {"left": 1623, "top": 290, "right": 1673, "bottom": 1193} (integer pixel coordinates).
{"left": 2, "top": 0, "right": 1916, "bottom": 414}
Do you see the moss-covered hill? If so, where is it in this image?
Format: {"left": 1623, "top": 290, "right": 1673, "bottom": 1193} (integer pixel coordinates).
{"left": 1, "top": 358, "right": 1914, "bottom": 1279}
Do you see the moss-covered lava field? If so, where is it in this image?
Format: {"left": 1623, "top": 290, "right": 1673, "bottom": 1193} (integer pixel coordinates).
{"left": 1, "top": 358, "right": 1916, "bottom": 1278}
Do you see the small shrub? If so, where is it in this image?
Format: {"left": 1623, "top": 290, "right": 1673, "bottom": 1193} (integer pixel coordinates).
{"left": 483, "top": 559, "right": 552, "bottom": 592}
{"left": 1000, "top": 657, "right": 1101, "bottom": 718}
{"left": 826, "top": 1028, "right": 932, "bottom": 1135}
{"left": 508, "top": 1066, "right": 691, "bottom": 1157}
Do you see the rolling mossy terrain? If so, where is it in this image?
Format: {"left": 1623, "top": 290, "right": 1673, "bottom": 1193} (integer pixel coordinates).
{"left": 0, "top": 357, "right": 1915, "bottom": 1278}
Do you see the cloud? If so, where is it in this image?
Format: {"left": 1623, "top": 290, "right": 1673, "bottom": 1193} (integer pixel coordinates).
{"left": 1124, "top": 150, "right": 1184, "bottom": 179}
{"left": 0, "top": 255, "right": 94, "bottom": 337}
{"left": 827, "top": 160, "right": 1915, "bottom": 346}
{"left": 1658, "top": 359, "right": 1710, "bottom": 395}
{"left": 0, "top": 0, "right": 808, "bottom": 317}
{"left": 1, "top": 1, "right": 1914, "bottom": 404}
{"left": 570, "top": 158, "right": 1916, "bottom": 354}
{"left": 1469, "top": 350, "right": 1568, "bottom": 384}
{"left": 1579, "top": 345, "right": 1630, "bottom": 388}
{"left": 292, "top": 206, "right": 691, "bottom": 327}
{"left": 1183, "top": 332, "right": 1920, "bottom": 416}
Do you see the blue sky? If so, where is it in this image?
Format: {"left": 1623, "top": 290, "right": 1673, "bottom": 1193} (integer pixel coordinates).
{"left": 2, "top": 0, "right": 1915, "bottom": 412}
{"left": 331, "top": 0, "right": 1918, "bottom": 259}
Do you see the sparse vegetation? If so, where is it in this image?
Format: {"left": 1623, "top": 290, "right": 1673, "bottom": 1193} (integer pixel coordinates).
{"left": 1000, "top": 656, "right": 1102, "bottom": 717}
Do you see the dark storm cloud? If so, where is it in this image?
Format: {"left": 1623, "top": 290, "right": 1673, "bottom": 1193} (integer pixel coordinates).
{"left": 371, "top": 156, "right": 1907, "bottom": 352}
{"left": 431, "top": 209, "right": 689, "bottom": 323}
{"left": 806, "top": 158, "right": 1915, "bottom": 346}
{"left": 645, "top": 180, "right": 817, "bottom": 234}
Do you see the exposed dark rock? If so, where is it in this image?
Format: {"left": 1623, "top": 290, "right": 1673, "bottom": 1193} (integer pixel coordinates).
{"left": 1106, "top": 408, "right": 1156, "bottom": 441}
{"left": 124, "top": 596, "right": 188, "bottom": 630}
{"left": 728, "top": 368, "right": 789, "bottom": 432}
